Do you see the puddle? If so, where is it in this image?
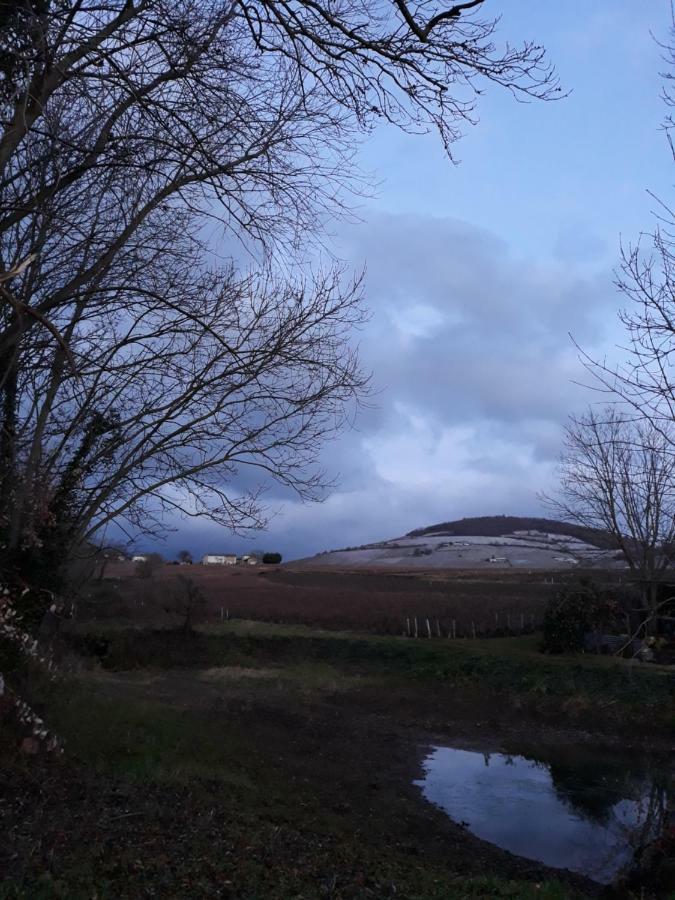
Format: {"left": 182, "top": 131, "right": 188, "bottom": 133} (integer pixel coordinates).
{"left": 415, "top": 745, "right": 670, "bottom": 883}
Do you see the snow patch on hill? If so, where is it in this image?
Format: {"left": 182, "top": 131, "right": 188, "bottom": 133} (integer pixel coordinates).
{"left": 294, "top": 528, "right": 623, "bottom": 569}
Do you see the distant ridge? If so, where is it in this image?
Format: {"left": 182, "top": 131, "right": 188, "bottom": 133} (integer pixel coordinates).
{"left": 407, "top": 515, "right": 618, "bottom": 550}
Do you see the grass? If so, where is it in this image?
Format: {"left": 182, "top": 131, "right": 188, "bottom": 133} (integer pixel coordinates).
{"left": 0, "top": 871, "right": 580, "bottom": 900}
{"left": 63, "top": 621, "right": 675, "bottom": 734}
{"left": 3, "top": 672, "right": 589, "bottom": 900}
{"left": 6, "top": 619, "right": 672, "bottom": 898}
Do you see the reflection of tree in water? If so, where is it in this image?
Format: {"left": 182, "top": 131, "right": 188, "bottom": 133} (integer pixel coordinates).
{"left": 545, "top": 752, "right": 669, "bottom": 864}
{"left": 478, "top": 748, "right": 670, "bottom": 881}
{"left": 535, "top": 750, "right": 669, "bottom": 881}
{"left": 547, "top": 754, "right": 645, "bottom": 825}
{"left": 624, "top": 781, "right": 669, "bottom": 855}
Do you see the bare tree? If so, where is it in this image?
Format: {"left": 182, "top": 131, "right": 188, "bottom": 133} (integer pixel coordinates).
{"left": 0, "top": 0, "right": 560, "bottom": 740}
{"left": 0, "top": 1, "right": 559, "bottom": 361}
{"left": 577, "top": 22, "right": 675, "bottom": 432}
{"left": 6, "top": 251, "right": 368, "bottom": 588}
{"left": 0, "top": 4, "right": 559, "bottom": 582}
{"left": 545, "top": 407, "right": 675, "bottom": 630}
{"left": 177, "top": 550, "right": 193, "bottom": 565}
{"left": 164, "top": 574, "right": 207, "bottom": 633}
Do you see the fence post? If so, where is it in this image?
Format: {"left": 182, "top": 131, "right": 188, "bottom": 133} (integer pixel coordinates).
{"left": 452, "top": 619, "right": 456, "bottom": 639}
{"left": 436, "top": 619, "right": 441, "bottom": 638}
{"left": 414, "top": 617, "right": 418, "bottom": 638}
{"left": 406, "top": 617, "right": 411, "bottom": 637}
{"left": 471, "top": 620, "right": 476, "bottom": 639}
{"left": 426, "top": 618, "right": 432, "bottom": 639}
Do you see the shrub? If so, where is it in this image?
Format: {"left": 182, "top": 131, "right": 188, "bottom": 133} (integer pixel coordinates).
{"left": 262, "top": 553, "right": 282, "bottom": 564}
{"left": 163, "top": 575, "right": 207, "bottom": 633}
{"left": 541, "top": 578, "right": 602, "bottom": 654}
{"left": 135, "top": 552, "right": 164, "bottom": 578}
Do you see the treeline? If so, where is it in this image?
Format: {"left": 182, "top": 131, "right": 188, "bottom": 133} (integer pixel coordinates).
{"left": 408, "top": 516, "right": 619, "bottom": 550}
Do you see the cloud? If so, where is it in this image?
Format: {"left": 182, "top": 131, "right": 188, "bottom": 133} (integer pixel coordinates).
{"left": 154, "top": 211, "right": 624, "bottom": 561}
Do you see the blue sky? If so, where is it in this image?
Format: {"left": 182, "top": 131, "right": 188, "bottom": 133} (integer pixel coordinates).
{"left": 358, "top": 2, "right": 673, "bottom": 261}
{"left": 143, "top": 1, "right": 675, "bottom": 561}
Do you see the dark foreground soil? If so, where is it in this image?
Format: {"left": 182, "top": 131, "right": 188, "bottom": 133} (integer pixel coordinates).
{"left": 1, "top": 684, "right": 598, "bottom": 899}
{"left": 2, "top": 625, "right": 674, "bottom": 899}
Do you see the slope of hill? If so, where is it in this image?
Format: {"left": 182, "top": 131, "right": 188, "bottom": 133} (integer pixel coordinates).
{"left": 408, "top": 516, "right": 618, "bottom": 550}
{"left": 292, "top": 516, "right": 622, "bottom": 570}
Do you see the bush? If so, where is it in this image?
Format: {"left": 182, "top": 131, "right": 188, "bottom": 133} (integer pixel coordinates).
{"left": 541, "top": 579, "right": 603, "bottom": 654}
{"left": 262, "top": 553, "right": 282, "bottom": 564}
{"left": 163, "top": 575, "right": 206, "bottom": 633}
{"left": 135, "top": 552, "right": 164, "bottom": 578}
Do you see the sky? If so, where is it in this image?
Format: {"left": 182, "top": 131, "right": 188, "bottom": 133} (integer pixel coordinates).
{"left": 145, "top": 1, "right": 675, "bottom": 561}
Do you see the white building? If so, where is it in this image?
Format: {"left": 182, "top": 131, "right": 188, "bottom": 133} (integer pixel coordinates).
{"left": 202, "top": 554, "right": 237, "bottom": 565}
{"left": 131, "top": 554, "right": 148, "bottom": 562}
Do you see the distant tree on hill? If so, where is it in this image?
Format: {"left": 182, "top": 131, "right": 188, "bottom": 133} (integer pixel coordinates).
{"left": 177, "top": 550, "right": 193, "bottom": 565}
{"left": 262, "top": 553, "right": 282, "bottom": 565}
{"left": 408, "top": 515, "right": 616, "bottom": 549}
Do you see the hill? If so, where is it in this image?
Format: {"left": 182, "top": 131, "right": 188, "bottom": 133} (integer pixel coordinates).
{"left": 407, "top": 516, "right": 618, "bottom": 550}
{"left": 292, "top": 515, "right": 622, "bottom": 570}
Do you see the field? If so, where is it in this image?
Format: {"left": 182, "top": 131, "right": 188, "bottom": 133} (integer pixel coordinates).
{"left": 87, "top": 561, "right": 606, "bottom": 636}
{"left": 3, "top": 564, "right": 674, "bottom": 899}
{"left": 6, "top": 622, "right": 675, "bottom": 899}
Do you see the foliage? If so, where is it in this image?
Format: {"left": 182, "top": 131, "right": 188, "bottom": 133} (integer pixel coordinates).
{"left": 0, "top": 1, "right": 52, "bottom": 103}
{"left": 262, "top": 552, "right": 282, "bottom": 564}
{"left": 541, "top": 579, "right": 606, "bottom": 654}
{"left": 0, "top": 581, "right": 58, "bottom": 745}
{"left": 409, "top": 515, "right": 617, "bottom": 549}
{"left": 135, "top": 553, "right": 164, "bottom": 580}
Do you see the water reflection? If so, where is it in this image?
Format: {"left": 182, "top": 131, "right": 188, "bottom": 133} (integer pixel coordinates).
{"left": 415, "top": 745, "right": 669, "bottom": 883}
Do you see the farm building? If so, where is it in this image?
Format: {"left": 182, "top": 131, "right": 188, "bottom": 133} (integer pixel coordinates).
{"left": 202, "top": 554, "right": 237, "bottom": 565}
{"left": 131, "top": 554, "right": 148, "bottom": 562}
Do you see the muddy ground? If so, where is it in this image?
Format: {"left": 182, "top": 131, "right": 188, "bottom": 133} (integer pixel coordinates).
{"left": 3, "top": 623, "right": 674, "bottom": 899}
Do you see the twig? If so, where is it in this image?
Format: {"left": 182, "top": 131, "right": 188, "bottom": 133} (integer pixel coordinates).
{"left": 614, "top": 595, "right": 675, "bottom": 657}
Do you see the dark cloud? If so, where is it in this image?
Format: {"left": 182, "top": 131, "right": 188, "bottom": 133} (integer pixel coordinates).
{"left": 148, "top": 212, "right": 624, "bottom": 561}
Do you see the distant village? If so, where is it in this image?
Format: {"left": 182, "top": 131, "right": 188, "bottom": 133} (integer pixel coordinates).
{"left": 129, "top": 552, "right": 281, "bottom": 566}
{"left": 199, "top": 554, "right": 260, "bottom": 566}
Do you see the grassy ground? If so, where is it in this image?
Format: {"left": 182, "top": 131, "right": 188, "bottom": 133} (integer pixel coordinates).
{"left": 2, "top": 621, "right": 674, "bottom": 898}
{"left": 64, "top": 621, "right": 675, "bottom": 735}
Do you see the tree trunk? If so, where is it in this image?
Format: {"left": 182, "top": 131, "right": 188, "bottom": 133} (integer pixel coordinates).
{"left": 644, "top": 581, "right": 659, "bottom": 637}
{"left": 0, "top": 348, "right": 19, "bottom": 571}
